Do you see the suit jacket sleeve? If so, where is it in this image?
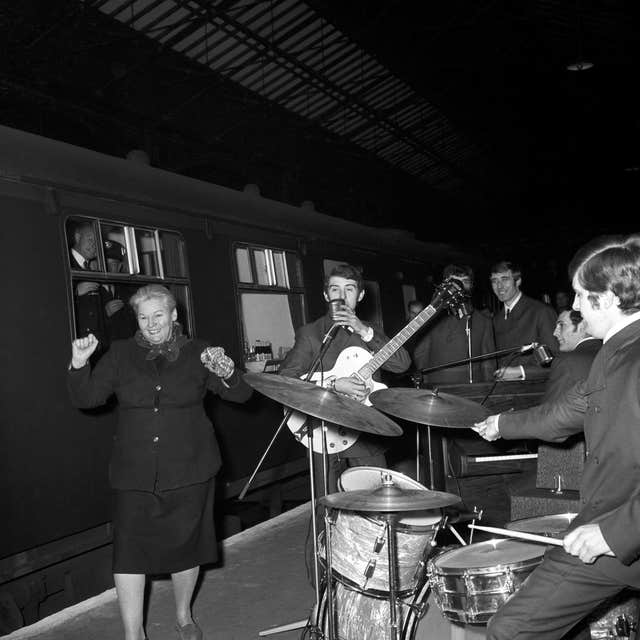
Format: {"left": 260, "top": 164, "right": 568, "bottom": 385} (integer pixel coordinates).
{"left": 412, "top": 333, "right": 431, "bottom": 371}
{"left": 522, "top": 303, "right": 558, "bottom": 379}
{"left": 67, "top": 342, "right": 120, "bottom": 408}
{"left": 278, "top": 325, "right": 316, "bottom": 379}
{"left": 499, "top": 380, "right": 586, "bottom": 443}
{"left": 206, "top": 367, "right": 253, "bottom": 402}
{"left": 480, "top": 317, "right": 497, "bottom": 380}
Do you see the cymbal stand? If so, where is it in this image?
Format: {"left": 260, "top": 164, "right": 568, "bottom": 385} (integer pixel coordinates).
{"left": 240, "top": 323, "right": 341, "bottom": 500}
{"left": 411, "top": 374, "right": 436, "bottom": 489}
{"left": 254, "top": 327, "right": 341, "bottom": 639}
{"left": 383, "top": 512, "right": 402, "bottom": 640}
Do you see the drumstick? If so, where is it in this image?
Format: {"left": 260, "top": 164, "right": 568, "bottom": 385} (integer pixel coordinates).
{"left": 468, "top": 523, "right": 564, "bottom": 547}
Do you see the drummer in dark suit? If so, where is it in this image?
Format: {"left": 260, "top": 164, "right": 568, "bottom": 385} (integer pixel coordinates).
{"left": 474, "top": 234, "right": 640, "bottom": 640}
{"left": 278, "top": 263, "right": 411, "bottom": 494}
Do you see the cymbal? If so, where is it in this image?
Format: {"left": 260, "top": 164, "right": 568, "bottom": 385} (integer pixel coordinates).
{"left": 243, "top": 372, "right": 402, "bottom": 437}
{"left": 369, "top": 388, "right": 489, "bottom": 428}
{"left": 319, "top": 483, "right": 461, "bottom": 512}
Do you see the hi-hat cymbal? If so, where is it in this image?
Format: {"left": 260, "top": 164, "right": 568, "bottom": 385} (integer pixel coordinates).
{"left": 244, "top": 372, "right": 402, "bottom": 437}
{"left": 319, "top": 483, "right": 461, "bottom": 512}
{"left": 369, "top": 388, "right": 489, "bottom": 428}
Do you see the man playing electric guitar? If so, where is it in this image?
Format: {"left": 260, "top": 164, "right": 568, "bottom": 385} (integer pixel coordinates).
{"left": 278, "top": 263, "right": 411, "bottom": 495}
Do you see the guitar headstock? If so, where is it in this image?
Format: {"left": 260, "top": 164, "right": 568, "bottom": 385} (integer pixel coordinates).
{"left": 430, "top": 277, "right": 466, "bottom": 312}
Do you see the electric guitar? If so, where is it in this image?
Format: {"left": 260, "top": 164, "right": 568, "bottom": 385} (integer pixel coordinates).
{"left": 287, "top": 279, "right": 464, "bottom": 453}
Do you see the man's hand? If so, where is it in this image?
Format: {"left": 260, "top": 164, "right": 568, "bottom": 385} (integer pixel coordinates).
{"left": 334, "top": 376, "right": 369, "bottom": 402}
{"left": 563, "top": 524, "right": 614, "bottom": 564}
{"left": 71, "top": 334, "right": 99, "bottom": 368}
{"left": 472, "top": 414, "right": 501, "bottom": 441}
{"left": 76, "top": 281, "right": 100, "bottom": 296}
{"left": 331, "top": 304, "right": 367, "bottom": 336}
{"left": 105, "top": 299, "right": 124, "bottom": 317}
{"left": 494, "top": 366, "right": 524, "bottom": 380}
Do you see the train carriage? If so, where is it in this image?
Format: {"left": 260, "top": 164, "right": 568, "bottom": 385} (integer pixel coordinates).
{"left": 0, "top": 124, "right": 473, "bottom": 629}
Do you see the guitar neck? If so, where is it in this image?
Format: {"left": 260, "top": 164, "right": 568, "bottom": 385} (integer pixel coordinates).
{"left": 356, "top": 304, "right": 440, "bottom": 379}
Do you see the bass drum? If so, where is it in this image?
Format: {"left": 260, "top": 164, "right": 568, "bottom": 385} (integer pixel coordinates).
{"left": 318, "top": 579, "right": 431, "bottom": 640}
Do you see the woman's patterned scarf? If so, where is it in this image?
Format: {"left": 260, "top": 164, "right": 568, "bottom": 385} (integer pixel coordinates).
{"left": 134, "top": 321, "right": 190, "bottom": 362}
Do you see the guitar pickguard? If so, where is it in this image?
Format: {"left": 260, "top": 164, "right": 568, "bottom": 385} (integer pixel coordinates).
{"left": 286, "top": 347, "right": 387, "bottom": 454}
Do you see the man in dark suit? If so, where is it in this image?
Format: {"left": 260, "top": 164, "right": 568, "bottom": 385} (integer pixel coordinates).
{"left": 278, "top": 263, "right": 411, "bottom": 494}
{"left": 536, "top": 309, "right": 602, "bottom": 494}
{"left": 474, "top": 234, "right": 640, "bottom": 640}
{"left": 68, "top": 221, "right": 126, "bottom": 348}
{"left": 490, "top": 260, "right": 558, "bottom": 380}
{"left": 543, "top": 309, "right": 602, "bottom": 404}
{"left": 414, "top": 264, "right": 496, "bottom": 384}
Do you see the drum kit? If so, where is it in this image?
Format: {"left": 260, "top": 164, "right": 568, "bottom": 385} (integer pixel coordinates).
{"left": 245, "top": 373, "right": 639, "bottom": 640}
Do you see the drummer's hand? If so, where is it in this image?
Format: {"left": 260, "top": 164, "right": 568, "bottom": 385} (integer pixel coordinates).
{"left": 472, "top": 414, "right": 501, "bottom": 441}
{"left": 563, "top": 524, "right": 614, "bottom": 564}
{"left": 334, "top": 376, "right": 368, "bottom": 402}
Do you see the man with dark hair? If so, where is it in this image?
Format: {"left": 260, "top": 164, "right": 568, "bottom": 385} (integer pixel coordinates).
{"left": 68, "top": 220, "right": 126, "bottom": 348}
{"left": 279, "top": 262, "right": 411, "bottom": 493}
{"left": 414, "top": 264, "right": 496, "bottom": 383}
{"left": 544, "top": 309, "right": 602, "bottom": 403}
{"left": 474, "top": 234, "right": 640, "bottom": 639}
{"left": 490, "top": 259, "right": 558, "bottom": 380}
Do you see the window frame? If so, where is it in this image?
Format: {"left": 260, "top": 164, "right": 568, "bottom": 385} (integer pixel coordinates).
{"left": 63, "top": 214, "right": 195, "bottom": 340}
{"left": 232, "top": 241, "right": 307, "bottom": 363}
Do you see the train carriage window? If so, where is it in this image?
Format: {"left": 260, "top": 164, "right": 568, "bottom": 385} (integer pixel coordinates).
{"left": 134, "top": 228, "right": 161, "bottom": 277}
{"left": 101, "top": 223, "right": 130, "bottom": 274}
{"left": 159, "top": 231, "right": 187, "bottom": 277}
{"left": 236, "top": 247, "right": 253, "bottom": 283}
{"left": 65, "top": 216, "right": 193, "bottom": 361}
{"left": 234, "top": 244, "right": 306, "bottom": 371}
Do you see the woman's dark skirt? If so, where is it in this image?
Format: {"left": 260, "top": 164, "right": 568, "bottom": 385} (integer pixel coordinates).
{"left": 112, "top": 477, "right": 217, "bottom": 574}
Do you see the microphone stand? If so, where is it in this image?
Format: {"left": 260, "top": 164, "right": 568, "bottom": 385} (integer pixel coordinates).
{"left": 247, "top": 323, "right": 342, "bottom": 639}
{"left": 465, "top": 314, "right": 473, "bottom": 384}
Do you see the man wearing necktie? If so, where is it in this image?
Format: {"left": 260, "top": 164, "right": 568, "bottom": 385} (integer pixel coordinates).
{"left": 490, "top": 260, "right": 558, "bottom": 380}
{"left": 69, "top": 221, "right": 125, "bottom": 350}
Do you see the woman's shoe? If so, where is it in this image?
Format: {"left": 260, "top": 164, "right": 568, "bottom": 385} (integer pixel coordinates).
{"left": 176, "top": 622, "right": 203, "bottom": 640}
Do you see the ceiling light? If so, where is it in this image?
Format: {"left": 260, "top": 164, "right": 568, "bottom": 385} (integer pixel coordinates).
{"left": 566, "top": 61, "right": 594, "bottom": 71}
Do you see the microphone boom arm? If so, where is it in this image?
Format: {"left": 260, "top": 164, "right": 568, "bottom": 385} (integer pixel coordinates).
{"left": 420, "top": 342, "right": 537, "bottom": 375}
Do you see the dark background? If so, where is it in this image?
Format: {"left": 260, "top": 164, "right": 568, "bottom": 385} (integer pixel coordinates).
{"left": 2, "top": 0, "right": 639, "bottom": 297}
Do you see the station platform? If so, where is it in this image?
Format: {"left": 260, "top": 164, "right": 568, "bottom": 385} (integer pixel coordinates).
{"left": 3, "top": 503, "right": 485, "bottom": 640}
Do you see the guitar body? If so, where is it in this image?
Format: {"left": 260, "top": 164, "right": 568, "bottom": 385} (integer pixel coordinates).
{"left": 287, "top": 346, "right": 386, "bottom": 454}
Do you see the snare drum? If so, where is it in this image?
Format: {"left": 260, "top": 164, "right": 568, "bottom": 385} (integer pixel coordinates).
{"left": 321, "top": 467, "right": 442, "bottom": 596}
{"left": 427, "top": 539, "right": 545, "bottom": 624}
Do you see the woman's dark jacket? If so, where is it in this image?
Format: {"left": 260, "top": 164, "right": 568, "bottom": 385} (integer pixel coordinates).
{"left": 68, "top": 338, "right": 252, "bottom": 492}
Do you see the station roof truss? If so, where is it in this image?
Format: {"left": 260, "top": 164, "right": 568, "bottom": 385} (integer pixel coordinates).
{"left": 85, "top": 0, "right": 481, "bottom": 192}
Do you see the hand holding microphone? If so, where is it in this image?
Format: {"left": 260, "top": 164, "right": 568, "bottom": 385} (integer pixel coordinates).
{"left": 328, "top": 298, "right": 359, "bottom": 335}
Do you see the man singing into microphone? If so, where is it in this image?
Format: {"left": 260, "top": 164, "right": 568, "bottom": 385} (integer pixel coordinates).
{"left": 278, "top": 263, "right": 411, "bottom": 494}
{"left": 414, "top": 264, "right": 496, "bottom": 384}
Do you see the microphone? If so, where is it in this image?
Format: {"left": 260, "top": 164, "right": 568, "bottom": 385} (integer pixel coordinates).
{"left": 456, "top": 297, "right": 473, "bottom": 319}
{"left": 533, "top": 343, "right": 554, "bottom": 366}
{"left": 328, "top": 298, "right": 354, "bottom": 334}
